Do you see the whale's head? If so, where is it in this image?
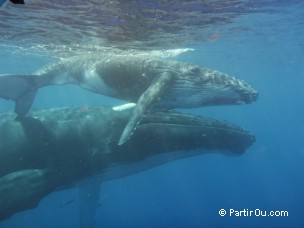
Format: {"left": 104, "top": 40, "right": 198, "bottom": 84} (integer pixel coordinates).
{"left": 158, "top": 63, "right": 259, "bottom": 108}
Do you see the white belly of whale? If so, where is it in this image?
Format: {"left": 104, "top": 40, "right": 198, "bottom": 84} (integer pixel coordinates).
{"left": 83, "top": 69, "right": 116, "bottom": 96}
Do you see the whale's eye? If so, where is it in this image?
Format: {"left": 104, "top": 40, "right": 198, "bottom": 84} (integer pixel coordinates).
{"left": 190, "top": 66, "right": 201, "bottom": 74}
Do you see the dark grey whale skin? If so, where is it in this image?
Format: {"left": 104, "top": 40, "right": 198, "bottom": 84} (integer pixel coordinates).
{"left": 0, "top": 106, "right": 255, "bottom": 221}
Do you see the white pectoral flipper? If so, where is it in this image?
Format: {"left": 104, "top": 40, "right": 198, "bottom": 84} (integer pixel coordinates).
{"left": 118, "top": 72, "right": 174, "bottom": 145}
{"left": 112, "top": 103, "right": 136, "bottom": 111}
{"left": 0, "top": 75, "right": 38, "bottom": 116}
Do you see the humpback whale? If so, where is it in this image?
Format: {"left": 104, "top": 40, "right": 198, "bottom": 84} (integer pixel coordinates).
{"left": 0, "top": 54, "right": 258, "bottom": 144}
{"left": 0, "top": 106, "right": 255, "bottom": 221}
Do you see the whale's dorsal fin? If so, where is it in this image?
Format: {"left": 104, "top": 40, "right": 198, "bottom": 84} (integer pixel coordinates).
{"left": 118, "top": 72, "right": 174, "bottom": 145}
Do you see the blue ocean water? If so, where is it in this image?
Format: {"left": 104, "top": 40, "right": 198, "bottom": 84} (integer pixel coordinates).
{"left": 0, "top": 1, "right": 303, "bottom": 228}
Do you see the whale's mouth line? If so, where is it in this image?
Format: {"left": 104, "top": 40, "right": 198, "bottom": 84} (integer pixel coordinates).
{"left": 154, "top": 77, "right": 258, "bottom": 109}
{"left": 138, "top": 122, "right": 248, "bottom": 134}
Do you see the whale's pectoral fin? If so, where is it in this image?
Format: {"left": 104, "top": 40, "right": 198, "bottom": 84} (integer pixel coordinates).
{"left": 0, "top": 75, "right": 38, "bottom": 116}
{"left": 78, "top": 179, "right": 102, "bottom": 228}
{"left": 118, "top": 72, "right": 174, "bottom": 145}
{"left": 112, "top": 103, "right": 136, "bottom": 112}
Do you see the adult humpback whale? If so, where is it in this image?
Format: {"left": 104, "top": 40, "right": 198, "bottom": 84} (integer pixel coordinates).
{"left": 0, "top": 106, "right": 255, "bottom": 221}
{"left": 0, "top": 54, "right": 258, "bottom": 144}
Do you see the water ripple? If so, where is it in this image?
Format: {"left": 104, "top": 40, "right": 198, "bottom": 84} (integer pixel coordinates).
{"left": 0, "top": 0, "right": 302, "bottom": 56}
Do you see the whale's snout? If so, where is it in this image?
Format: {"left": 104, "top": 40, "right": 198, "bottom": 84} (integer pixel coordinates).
{"left": 230, "top": 77, "right": 259, "bottom": 105}
{"left": 242, "top": 87, "right": 259, "bottom": 104}
{"left": 161, "top": 64, "right": 259, "bottom": 109}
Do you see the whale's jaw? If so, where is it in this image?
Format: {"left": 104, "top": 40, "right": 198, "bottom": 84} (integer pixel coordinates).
{"left": 156, "top": 65, "right": 258, "bottom": 109}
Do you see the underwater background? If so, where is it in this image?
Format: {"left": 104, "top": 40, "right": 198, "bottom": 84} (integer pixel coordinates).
{"left": 0, "top": 1, "right": 303, "bottom": 227}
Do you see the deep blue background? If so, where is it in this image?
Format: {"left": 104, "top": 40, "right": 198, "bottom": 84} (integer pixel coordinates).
{"left": 0, "top": 4, "right": 304, "bottom": 228}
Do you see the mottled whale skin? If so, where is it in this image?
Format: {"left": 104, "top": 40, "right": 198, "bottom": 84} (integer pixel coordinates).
{"left": 0, "top": 106, "right": 255, "bottom": 221}
{"left": 0, "top": 54, "right": 258, "bottom": 144}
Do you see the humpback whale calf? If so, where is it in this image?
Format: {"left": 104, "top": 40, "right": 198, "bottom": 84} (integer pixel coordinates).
{"left": 0, "top": 106, "right": 255, "bottom": 221}
{"left": 0, "top": 54, "right": 258, "bottom": 144}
